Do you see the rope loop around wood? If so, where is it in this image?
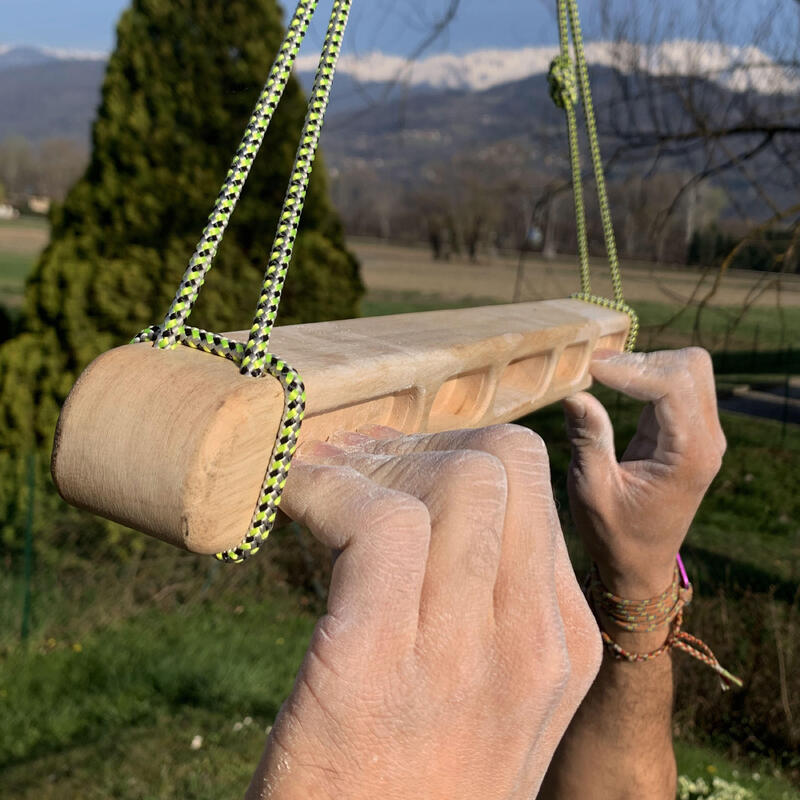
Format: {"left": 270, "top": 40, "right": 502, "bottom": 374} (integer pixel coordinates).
{"left": 131, "top": 0, "right": 638, "bottom": 563}
{"left": 134, "top": 0, "right": 352, "bottom": 563}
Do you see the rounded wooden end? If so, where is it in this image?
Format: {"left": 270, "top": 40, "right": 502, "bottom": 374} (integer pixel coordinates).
{"left": 51, "top": 342, "right": 284, "bottom": 554}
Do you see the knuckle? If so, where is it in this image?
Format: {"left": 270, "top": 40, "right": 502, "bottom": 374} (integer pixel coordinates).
{"left": 437, "top": 449, "right": 507, "bottom": 495}
{"left": 684, "top": 346, "right": 714, "bottom": 377}
{"left": 539, "top": 641, "right": 572, "bottom": 697}
{"left": 478, "top": 424, "right": 547, "bottom": 458}
{"left": 362, "top": 492, "right": 430, "bottom": 533}
{"left": 583, "top": 622, "right": 603, "bottom": 685}
{"left": 474, "top": 424, "right": 551, "bottom": 483}
{"left": 565, "top": 597, "right": 603, "bottom": 689}
{"left": 524, "top": 610, "right": 570, "bottom": 686}
{"left": 697, "top": 450, "right": 724, "bottom": 483}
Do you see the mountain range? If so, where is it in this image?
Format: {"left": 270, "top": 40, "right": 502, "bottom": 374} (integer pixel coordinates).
{"left": 296, "top": 40, "right": 800, "bottom": 96}
{"left": 0, "top": 42, "right": 796, "bottom": 219}
{"left": 0, "top": 47, "right": 105, "bottom": 143}
{"left": 2, "top": 40, "right": 796, "bottom": 141}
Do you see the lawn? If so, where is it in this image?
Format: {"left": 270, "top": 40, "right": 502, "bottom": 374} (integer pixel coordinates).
{"left": 3, "top": 375, "right": 798, "bottom": 795}
{"left": 0, "top": 588, "right": 314, "bottom": 799}
{"left": 0, "top": 217, "right": 47, "bottom": 312}
{"left": 0, "top": 252, "right": 35, "bottom": 309}
{"left": 2, "top": 581, "right": 798, "bottom": 799}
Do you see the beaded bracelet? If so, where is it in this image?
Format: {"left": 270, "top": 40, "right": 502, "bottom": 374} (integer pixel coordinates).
{"left": 585, "top": 561, "right": 743, "bottom": 691}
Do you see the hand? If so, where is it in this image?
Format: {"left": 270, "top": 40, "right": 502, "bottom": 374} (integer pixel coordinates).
{"left": 562, "top": 348, "right": 726, "bottom": 599}
{"left": 246, "top": 425, "right": 602, "bottom": 800}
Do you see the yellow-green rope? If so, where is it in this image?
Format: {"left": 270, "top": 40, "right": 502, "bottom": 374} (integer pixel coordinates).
{"left": 131, "top": 0, "right": 637, "bottom": 565}
{"left": 548, "top": 0, "right": 639, "bottom": 351}
{"left": 134, "top": 0, "right": 353, "bottom": 563}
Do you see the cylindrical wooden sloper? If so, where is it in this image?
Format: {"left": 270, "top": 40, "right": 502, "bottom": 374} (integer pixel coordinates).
{"left": 52, "top": 299, "right": 629, "bottom": 554}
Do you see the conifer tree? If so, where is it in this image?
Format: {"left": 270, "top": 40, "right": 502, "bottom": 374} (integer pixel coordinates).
{"left": 0, "top": 0, "right": 363, "bottom": 547}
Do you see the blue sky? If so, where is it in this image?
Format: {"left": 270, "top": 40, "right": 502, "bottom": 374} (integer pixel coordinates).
{"left": 1, "top": 0, "right": 793, "bottom": 56}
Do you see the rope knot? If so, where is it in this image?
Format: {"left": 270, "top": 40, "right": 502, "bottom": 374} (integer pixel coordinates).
{"left": 548, "top": 54, "right": 578, "bottom": 109}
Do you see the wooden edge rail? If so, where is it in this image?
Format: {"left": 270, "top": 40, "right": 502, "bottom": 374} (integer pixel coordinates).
{"left": 51, "top": 299, "right": 630, "bottom": 555}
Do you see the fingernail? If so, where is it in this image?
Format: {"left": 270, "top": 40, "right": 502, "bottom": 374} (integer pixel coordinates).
{"left": 329, "top": 431, "right": 372, "bottom": 447}
{"left": 296, "top": 440, "right": 344, "bottom": 460}
{"left": 356, "top": 424, "right": 400, "bottom": 439}
{"left": 591, "top": 348, "right": 619, "bottom": 361}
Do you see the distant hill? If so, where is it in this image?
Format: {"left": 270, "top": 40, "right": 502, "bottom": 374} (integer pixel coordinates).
{"left": 0, "top": 45, "right": 60, "bottom": 70}
{"left": 0, "top": 44, "right": 106, "bottom": 71}
{"left": 0, "top": 57, "right": 106, "bottom": 143}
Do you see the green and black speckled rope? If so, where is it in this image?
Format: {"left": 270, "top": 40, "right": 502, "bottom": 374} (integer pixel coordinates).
{"left": 133, "top": 326, "right": 305, "bottom": 563}
{"left": 548, "top": 0, "right": 639, "bottom": 351}
{"left": 243, "top": 0, "right": 351, "bottom": 373}
{"left": 135, "top": 0, "right": 352, "bottom": 563}
{"left": 154, "top": 0, "right": 318, "bottom": 351}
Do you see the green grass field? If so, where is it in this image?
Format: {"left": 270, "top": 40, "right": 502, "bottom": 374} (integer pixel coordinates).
{"left": 2, "top": 225, "right": 799, "bottom": 796}
{"left": 2, "top": 382, "right": 797, "bottom": 797}
{"left": 2, "top": 568, "right": 798, "bottom": 799}
{"left": 0, "top": 252, "right": 34, "bottom": 309}
{"left": 0, "top": 217, "right": 47, "bottom": 313}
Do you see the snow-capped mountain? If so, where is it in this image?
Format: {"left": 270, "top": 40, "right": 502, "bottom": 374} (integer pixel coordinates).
{"left": 0, "top": 44, "right": 106, "bottom": 71}
{"left": 3, "top": 39, "right": 796, "bottom": 94}
{"left": 1, "top": 39, "right": 796, "bottom": 153}
{"left": 296, "top": 40, "right": 800, "bottom": 96}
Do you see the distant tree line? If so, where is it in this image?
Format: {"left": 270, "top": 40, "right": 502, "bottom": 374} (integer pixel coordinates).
{"left": 329, "top": 149, "right": 799, "bottom": 271}
{"left": 0, "top": 136, "right": 89, "bottom": 207}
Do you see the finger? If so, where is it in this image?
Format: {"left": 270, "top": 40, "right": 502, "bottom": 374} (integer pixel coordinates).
{"left": 302, "top": 444, "right": 509, "bottom": 633}
{"left": 589, "top": 348, "right": 718, "bottom": 458}
{"left": 522, "top": 530, "right": 602, "bottom": 784}
{"left": 621, "top": 402, "right": 659, "bottom": 461}
{"left": 562, "top": 392, "right": 619, "bottom": 485}
{"left": 359, "top": 423, "right": 591, "bottom": 783}
{"left": 330, "top": 425, "right": 560, "bottom": 613}
{"left": 590, "top": 350, "right": 686, "bottom": 404}
{"left": 356, "top": 423, "right": 402, "bottom": 440}
{"left": 331, "top": 427, "right": 597, "bottom": 773}
{"left": 283, "top": 455, "right": 430, "bottom": 644}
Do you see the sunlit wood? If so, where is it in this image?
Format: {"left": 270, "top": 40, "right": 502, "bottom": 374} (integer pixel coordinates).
{"left": 51, "top": 299, "right": 629, "bottom": 554}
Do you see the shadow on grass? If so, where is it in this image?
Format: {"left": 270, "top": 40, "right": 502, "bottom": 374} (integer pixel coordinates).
{"left": 713, "top": 349, "right": 799, "bottom": 375}
{"left": 684, "top": 544, "right": 800, "bottom": 605}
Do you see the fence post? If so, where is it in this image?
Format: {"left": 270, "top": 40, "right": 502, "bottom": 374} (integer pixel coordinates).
{"left": 751, "top": 324, "right": 760, "bottom": 372}
{"left": 781, "top": 346, "right": 792, "bottom": 447}
{"left": 21, "top": 452, "right": 35, "bottom": 642}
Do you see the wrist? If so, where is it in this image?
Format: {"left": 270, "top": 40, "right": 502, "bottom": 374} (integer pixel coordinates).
{"left": 593, "top": 559, "right": 677, "bottom": 601}
{"left": 248, "top": 734, "right": 357, "bottom": 800}
{"left": 594, "top": 607, "right": 673, "bottom": 652}
{"left": 587, "top": 561, "right": 682, "bottom": 655}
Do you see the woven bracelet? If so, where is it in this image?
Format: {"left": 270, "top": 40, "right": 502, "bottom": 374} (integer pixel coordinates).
{"left": 585, "top": 562, "right": 743, "bottom": 691}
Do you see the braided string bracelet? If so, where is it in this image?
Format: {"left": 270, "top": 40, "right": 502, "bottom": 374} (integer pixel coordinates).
{"left": 585, "top": 561, "right": 743, "bottom": 691}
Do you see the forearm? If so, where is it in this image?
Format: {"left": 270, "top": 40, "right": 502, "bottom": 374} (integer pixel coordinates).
{"left": 538, "top": 560, "right": 679, "bottom": 798}
{"left": 538, "top": 620, "right": 676, "bottom": 799}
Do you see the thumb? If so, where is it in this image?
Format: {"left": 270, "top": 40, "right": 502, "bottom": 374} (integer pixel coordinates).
{"left": 589, "top": 350, "right": 671, "bottom": 404}
{"left": 561, "top": 392, "right": 618, "bottom": 480}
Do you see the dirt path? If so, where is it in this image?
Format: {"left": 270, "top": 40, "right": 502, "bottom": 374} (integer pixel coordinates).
{"left": 3, "top": 222, "right": 798, "bottom": 311}
{"left": 0, "top": 220, "right": 49, "bottom": 255}
{"left": 352, "top": 239, "right": 800, "bottom": 309}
